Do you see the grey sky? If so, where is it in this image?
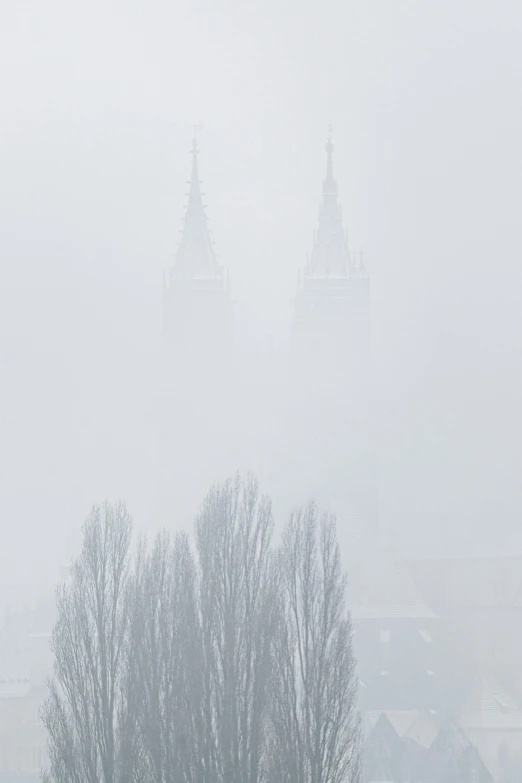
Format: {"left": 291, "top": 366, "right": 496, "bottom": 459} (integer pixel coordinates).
{"left": 1, "top": 0, "right": 522, "bottom": 602}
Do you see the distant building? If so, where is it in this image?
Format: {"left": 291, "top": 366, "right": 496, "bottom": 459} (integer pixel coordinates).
{"left": 162, "top": 136, "right": 230, "bottom": 354}
{"left": 348, "top": 548, "right": 522, "bottom": 781}
{"left": 0, "top": 602, "right": 54, "bottom": 783}
{"left": 288, "top": 132, "right": 376, "bottom": 533}
{"left": 0, "top": 679, "right": 47, "bottom": 783}
{"left": 364, "top": 713, "right": 493, "bottom": 783}
{"left": 346, "top": 546, "right": 443, "bottom": 722}
{"left": 293, "top": 135, "right": 369, "bottom": 355}
{"left": 409, "top": 555, "right": 522, "bottom": 780}
{"left": 160, "top": 134, "right": 237, "bottom": 523}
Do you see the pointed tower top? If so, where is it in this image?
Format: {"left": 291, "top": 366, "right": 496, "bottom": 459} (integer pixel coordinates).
{"left": 324, "top": 125, "right": 336, "bottom": 195}
{"left": 191, "top": 123, "right": 202, "bottom": 155}
{"left": 171, "top": 130, "right": 220, "bottom": 281}
{"left": 307, "top": 130, "right": 349, "bottom": 278}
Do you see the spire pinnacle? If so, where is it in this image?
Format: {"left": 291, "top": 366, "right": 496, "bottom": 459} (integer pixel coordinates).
{"left": 191, "top": 123, "right": 202, "bottom": 157}
{"left": 307, "top": 131, "right": 348, "bottom": 278}
{"left": 323, "top": 125, "right": 337, "bottom": 196}
{"left": 171, "top": 129, "right": 220, "bottom": 281}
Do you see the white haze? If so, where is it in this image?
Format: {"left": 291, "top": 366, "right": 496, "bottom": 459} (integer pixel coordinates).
{"left": 1, "top": 0, "right": 522, "bottom": 603}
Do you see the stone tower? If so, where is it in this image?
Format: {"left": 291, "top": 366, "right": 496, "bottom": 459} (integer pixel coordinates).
{"left": 290, "top": 133, "right": 376, "bottom": 533}
{"left": 160, "top": 135, "right": 235, "bottom": 524}
{"left": 293, "top": 132, "right": 369, "bottom": 361}
{"left": 163, "top": 135, "right": 230, "bottom": 353}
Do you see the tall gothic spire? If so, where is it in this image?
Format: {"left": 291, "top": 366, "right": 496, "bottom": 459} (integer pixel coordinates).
{"left": 171, "top": 134, "right": 220, "bottom": 281}
{"left": 308, "top": 130, "right": 351, "bottom": 279}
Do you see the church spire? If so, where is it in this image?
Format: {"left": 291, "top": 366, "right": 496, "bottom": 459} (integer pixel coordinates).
{"left": 308, "top": 129, "right": 351, "bottom": 279}
{"left": 323, "top": 127, "right": 337, "bottom": 197}
{"left": 171, "top": 131, "right": 221, "bottom": 281}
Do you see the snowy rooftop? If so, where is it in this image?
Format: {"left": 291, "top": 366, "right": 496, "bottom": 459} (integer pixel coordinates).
{"left": 460, "top": 672, "right": 522, "bottom": 730}
{"left": 347, "top": 553, "right": 436, "bottom": 620}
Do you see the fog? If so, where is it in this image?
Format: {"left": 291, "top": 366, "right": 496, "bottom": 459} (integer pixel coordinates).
{"left": 1, "top": 0, "right": 522, "bottom": 607}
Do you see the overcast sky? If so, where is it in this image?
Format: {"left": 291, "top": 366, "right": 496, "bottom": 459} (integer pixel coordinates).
{"left": 1, "top": 0, "right": 522, "bottom": 603}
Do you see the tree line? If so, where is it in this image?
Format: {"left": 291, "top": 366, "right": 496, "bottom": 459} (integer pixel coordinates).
{"left": 43, "top": 475, "right": 361, "bottom": 783}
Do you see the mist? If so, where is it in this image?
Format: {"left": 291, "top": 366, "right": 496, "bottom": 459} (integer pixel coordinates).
{"left": 3, "top": 2, "right": 522, "bottom": 782}
{"left": 2, "top": 0, "right": 521, "bottom": 604}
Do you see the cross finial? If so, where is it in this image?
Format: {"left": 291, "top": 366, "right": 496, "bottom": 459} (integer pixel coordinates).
{"left": 191, "top": 124, "right": 203, "bottom": 154}
{"left": 325, "top": 125, "right": 334, "bottom": 157}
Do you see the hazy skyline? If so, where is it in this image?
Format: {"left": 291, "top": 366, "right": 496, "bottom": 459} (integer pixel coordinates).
{"left": 1, "top": 0, "right": 522, "bottom": 603}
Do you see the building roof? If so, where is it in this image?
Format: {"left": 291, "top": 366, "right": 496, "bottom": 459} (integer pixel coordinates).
{"left": 363, "top": 714, "right": 492, "bottom": 783}
{"left": 365, "top": 709, "right": 438, "bottom": 742}
{"left": 347, "top": 553, "right": 436, "bottom": 620}
{"left": 460, "top": 671, "right": 522, "bottom": 730}
{"left": 424, "top": 721, "right": 492, "bottom": 782}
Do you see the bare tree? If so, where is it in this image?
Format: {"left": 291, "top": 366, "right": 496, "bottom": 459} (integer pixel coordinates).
{"left": 267, "top": 502, "right": 361, "bottom": 783}
{"left": 42, "top": 482, "right": 359, "bottom": 783}
{"left": 42, "top": 502, "right": 142, "bottom": 783}
{"left": 137, "top": 530, "right": 204, "bottom": 783}
{"left": 195, "top": 474, "right": 280, "bottom": 783}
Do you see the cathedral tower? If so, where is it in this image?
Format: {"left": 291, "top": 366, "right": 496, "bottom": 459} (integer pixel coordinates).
{"left": 293, "top": 132, "right": 369, "bottom": 361}
{"left": 160, "top": 135, "right": 235, "bottom": 524}
{"left": 163, "top": 134, "right": 230, "bottom": 354}
{"left": 291, "top": 133, "right": 376, "bottom": 533}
